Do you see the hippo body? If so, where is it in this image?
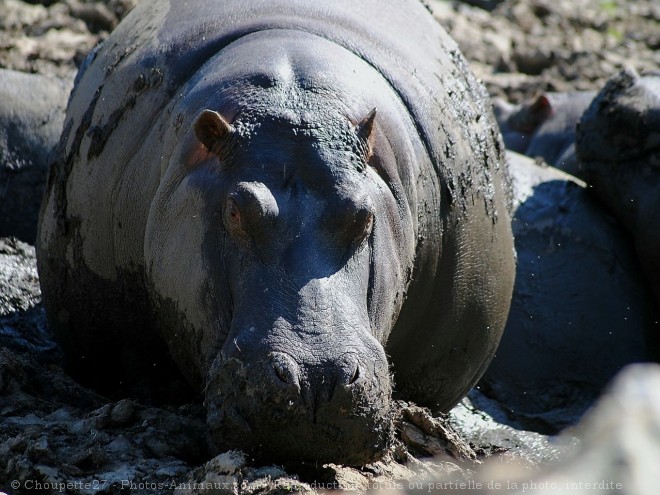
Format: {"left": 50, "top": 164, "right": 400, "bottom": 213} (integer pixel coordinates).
{"left": 577, "top": 69, "right": 660, "bottom": 310}
{"left": 0, "top": 69, "right": 72, "bottom": 243}
{"left": 493, "top": 91, "right": 595, "bottom": 177}
{"left": 37, "top": 0, "right": 515, "bottom": 464}
{"left": 481, "top": 151, "right": 659, "bottom": 433}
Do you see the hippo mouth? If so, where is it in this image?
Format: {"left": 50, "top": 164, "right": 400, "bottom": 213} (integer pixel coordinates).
{"left": 205, "top": 355, "right": 394, "bottom": 465}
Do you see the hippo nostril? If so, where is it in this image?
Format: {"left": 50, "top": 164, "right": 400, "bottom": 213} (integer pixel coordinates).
{"left": 270, "top": 352, "right": 301, "bottom": 390}
{"left": 348, "top": 363, "right": 361, "bottom": 385}
{"left": 274, "top": 361, "right": 291, "bottom": 384}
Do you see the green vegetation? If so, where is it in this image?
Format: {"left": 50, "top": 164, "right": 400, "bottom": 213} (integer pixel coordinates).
{"left": 599, "top": 0, "right": 618, "bottom": 15}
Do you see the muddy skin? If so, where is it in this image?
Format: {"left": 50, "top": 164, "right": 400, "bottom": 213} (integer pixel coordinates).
{"left": 37, "top": 0, "right": 514, "bottom": 465}
{"left": 186, "top": 103, "right": 395, "bottom": 463}
{"left": 481, "top": 151, "right": 659, "bottom": 433}
{"left": 577, "top": 69, "right": 660, "bottom": 311}
{"left": 0, "top": 69, "right": 72, "bottom": 244}
{"left": 493, "top": 91, "right": 595, "bottom": 177}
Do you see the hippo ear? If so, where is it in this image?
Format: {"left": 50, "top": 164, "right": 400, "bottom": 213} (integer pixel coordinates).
{"left": 530, "top": 94, "right": 553, "bottom": 119}
{"left": 356, "top": 108, "right": 377, "bottom": 160}
{"left": 194, "top": 109, "right": 234, "bottom": 155}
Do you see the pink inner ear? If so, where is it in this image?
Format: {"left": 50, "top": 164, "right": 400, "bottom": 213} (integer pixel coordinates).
{"left": 194, "top": 109, "right": 234, "bottom": 154}
{"left": 183, "top": 133, "right": 217, "bottom": 171}
{"left": 531, "top": 94, "right": 553, "bottom": 117}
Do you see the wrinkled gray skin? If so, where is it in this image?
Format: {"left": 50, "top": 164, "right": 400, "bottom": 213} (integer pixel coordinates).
{"left": 0, "top": 69, "right": 72, "bottom": 243}
{"left": 37, "top": 0, "right": 515, "bottom": 464}
{"left": 493, "top": 91, "right": 595, "bottom": 177}
{"left": 481, "top": 151, "right": 659, "bottom": 433}
{"left": 577, "top": 69, "right": 660, "bottom": 310}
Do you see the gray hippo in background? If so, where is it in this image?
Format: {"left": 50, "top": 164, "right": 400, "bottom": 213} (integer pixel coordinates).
{"left": 0, "top": 69, "right": 72, "bottom": 243}
{"left": 577, "top": 69, "right": 660, "bottom": 310}
{"left": 481, "top": 151, "right": 659, "bottom": 433}
{"left": 37, "top": 0, "right": 515, "bottom": 464}
{"left": 493, "top": 90, "right": 595, "bottom": 177}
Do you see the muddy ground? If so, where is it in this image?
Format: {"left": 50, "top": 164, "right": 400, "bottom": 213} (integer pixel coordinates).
{"left": 1, "top": 0, "right": 659, "bottom": 493}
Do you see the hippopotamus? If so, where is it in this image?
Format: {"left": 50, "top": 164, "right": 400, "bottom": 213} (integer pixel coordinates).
{"left": 480, "top": 151, "right": 659, "bottom": 433}
{"left": 577, "top": 69, "right": 660, "bottom": 310}
{"left": 493, "top": 91, "right": 595, "bottom": 177}
{"left": 0, "top": 69, "right": 72, "bottom": 243}
{"left": 37, "top": 0, "right": 515, "bottom": 464}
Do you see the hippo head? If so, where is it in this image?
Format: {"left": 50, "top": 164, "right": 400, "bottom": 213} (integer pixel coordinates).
{"left": 576, "top": 69, "right": 660, "bottom": 306}
{"left": 145, "top": 98, "right": 412, "bottom": 464}
{"left": 197, "top": 109, "right": 393, "bottom": 463}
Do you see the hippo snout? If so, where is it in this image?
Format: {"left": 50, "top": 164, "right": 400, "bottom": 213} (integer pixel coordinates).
{"left": 271, "top": 352, "right": 303, "bottom": 392}
{"left": 205, "top": 346, "right": 393, "bottom": 464}
{"left": 270, "top": 351, "right": 363, "bottom": 405}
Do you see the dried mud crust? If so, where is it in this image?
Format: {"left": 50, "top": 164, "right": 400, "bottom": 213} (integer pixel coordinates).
{"left": 432, "top": 0, "right": 660, "bottom": 102}
{"left": 0, "top": 0, "right": 137, "bottom": 78}
{"left": 1, "top": 336, "right": 550, "bottom": 495}
{"left": 0, "top": 242, "right": 551, "bottom": 493}
{"left": 1, "top": 0, "right": 658, "bottom": 100}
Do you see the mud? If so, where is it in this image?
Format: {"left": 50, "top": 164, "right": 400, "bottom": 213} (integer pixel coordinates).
{"left": 433, "top": 0, "right": 660, "bottom": 103}
{"left": 0, "top": 235, "right": 564, "bottom": 492}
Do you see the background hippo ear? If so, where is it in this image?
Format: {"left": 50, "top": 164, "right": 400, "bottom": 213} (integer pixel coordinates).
{"left": 356, "top": 108, "right": 377, "bottom": 160}
{"left": 530, "top": 94, "right": 553, "bottom": 119}
{"left": 194, "top": 109, "right": 234, "bottom": 155}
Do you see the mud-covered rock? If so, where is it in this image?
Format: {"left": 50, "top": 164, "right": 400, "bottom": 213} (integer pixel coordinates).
{"left": 432, "top": 0, "right": 660, "bottom": 103}
{"left": 0, "top": 348, "right": 212, "bottom": 494}
{"left": 0, "top": 237, "right": 58, "bottom": 361}
{"left": 449, "top": 388, "right": 575, "bottom": 468}
{"left": 3, "top": 362, "right": 535, "bottom": 495}
{"left": 0, "top": 0, "right": 138, "bottom": 77}
{"left": 176, "top": 451, "right": 313, "bottom": 495}
{"left": 396, "top": 403, "right": 476, "bottom": 461}
{"left": 479, "top": 364, "right": 660, "bottom": 495}
{"left": 178, "top": 425, "right": 473, "bottom": 495}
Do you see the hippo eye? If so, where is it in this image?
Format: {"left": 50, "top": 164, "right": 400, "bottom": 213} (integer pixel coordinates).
{"left": 223, "top": 197, "right": 243, "bottom": 233}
